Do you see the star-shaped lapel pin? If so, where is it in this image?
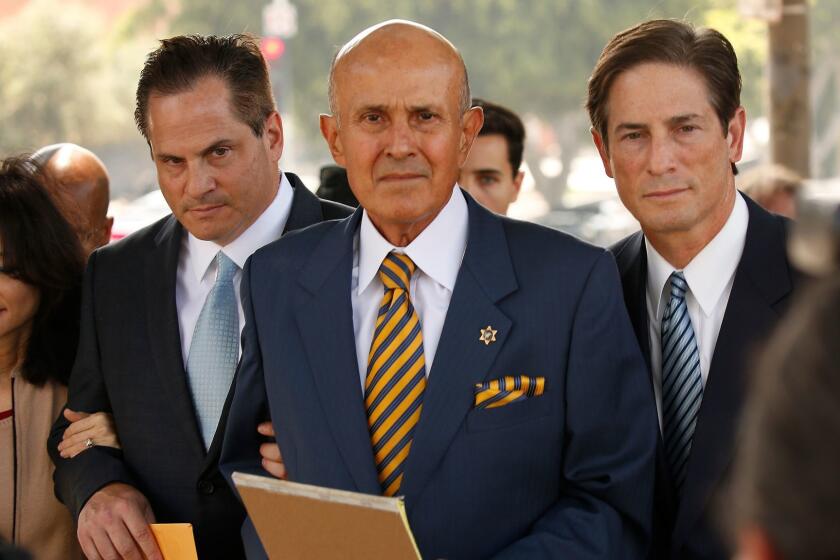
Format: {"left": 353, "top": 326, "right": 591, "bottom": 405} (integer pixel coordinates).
{"left": 479, "top": 325, "right": 497, "bottom": 346}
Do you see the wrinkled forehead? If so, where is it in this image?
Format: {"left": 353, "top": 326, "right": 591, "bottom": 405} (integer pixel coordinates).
{"left": 342, "top": 56, "right": 457, "bottom": 100}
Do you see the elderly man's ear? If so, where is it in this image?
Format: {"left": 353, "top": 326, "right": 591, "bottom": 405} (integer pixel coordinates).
{"left": 320, "top": 114, "right": 345, "bottom": 166}
{"left": 458, "top": 106, "right": 484, "bottom": 164}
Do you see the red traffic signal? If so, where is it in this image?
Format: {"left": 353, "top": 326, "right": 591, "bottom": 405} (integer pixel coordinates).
{"left": 260, "top": 37, "right": 286, "bottom": 61}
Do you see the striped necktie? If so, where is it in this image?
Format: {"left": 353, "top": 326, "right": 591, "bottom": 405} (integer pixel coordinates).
{"left": 364, "top": 252, "right": 427, "bottom": 496}
{"left": 661, "top": 271, "right": 703, "bottom": 494}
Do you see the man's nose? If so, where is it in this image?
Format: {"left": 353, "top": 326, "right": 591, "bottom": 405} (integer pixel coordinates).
{"left": 384, "top": 119, "right": 418, "bottom": 160}
{"left": 184, "top": 161, "right": 216, "bottom": 198}
{"left": 647, "top": 135, "right": 678, "bottom": 176}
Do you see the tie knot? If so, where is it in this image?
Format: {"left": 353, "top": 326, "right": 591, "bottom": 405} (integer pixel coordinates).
{"left": 669, "top": 271, "right": 688, "bottom": 300}
{"left": 378, "top": 252, "right": 416, "bottom": 292}
{"left": 215, "top": 251, "right": 238, "bottom": 284}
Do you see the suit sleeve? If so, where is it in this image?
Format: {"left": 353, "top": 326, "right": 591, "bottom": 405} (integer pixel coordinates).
{"left": 219, "top": 257, "right": 271, "bottom": 560}
{"left": 48, "top": 249, "right": 137, "bottom": 518}
{"left": 493, "top": 250, "right": 657, "bottom": 559}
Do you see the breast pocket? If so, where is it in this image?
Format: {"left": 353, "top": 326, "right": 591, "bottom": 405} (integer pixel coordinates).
{"left": 466, "top": 392, "right": 553, "bottom": 433}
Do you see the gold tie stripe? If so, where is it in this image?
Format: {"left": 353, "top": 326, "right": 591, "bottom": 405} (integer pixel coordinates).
{"left": 364, "top": 252, "right": 427, "bottom": 496}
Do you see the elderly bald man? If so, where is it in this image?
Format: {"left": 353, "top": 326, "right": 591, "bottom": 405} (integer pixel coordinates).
{"left": 33, "top": 143, "right": 113, "bottom": 256}
{"left": 221, "top": 20, "right": 656, "bottom": 559}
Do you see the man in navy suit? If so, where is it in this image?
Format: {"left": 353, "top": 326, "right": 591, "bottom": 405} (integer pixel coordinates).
{"left": 222, "top": 20, "right": 657, "bottom": 559}
{"left": 587, "top": 20, "right": 800, "bottom": 560}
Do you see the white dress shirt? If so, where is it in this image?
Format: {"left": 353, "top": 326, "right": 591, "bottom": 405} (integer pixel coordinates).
{"left": 176, "top": 173, "right": 293, "bottom": 365}
{"left": 646, "top": 192, "right": 749, "bottom": 429}
{"left": 352, "top": 186, "right": 469, "bottom": 391}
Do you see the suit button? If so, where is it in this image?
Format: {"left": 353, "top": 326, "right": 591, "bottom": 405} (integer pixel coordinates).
{"left": 198, "top": 480, "right": 215, "bottom": 495}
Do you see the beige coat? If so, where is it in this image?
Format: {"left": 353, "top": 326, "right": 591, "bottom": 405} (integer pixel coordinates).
{"left": 0, "top": 369, "right": 83, "bottom": 559}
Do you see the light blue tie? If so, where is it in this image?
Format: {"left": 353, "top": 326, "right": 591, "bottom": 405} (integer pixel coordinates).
{"left": 187, "top": 251, "right": 239, "bottom": 449}
{"left": 661, "top": 271, "right": 703, "bottom": 494}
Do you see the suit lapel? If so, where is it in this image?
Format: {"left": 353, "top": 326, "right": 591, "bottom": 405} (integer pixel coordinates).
{"left": 283, "top": 172, "right": 325, "bottom": 234}
{"left": 294, "top": 210, "right": 382, "bottom": 494}
{"left": 671, "top": 196, "right": 793, "bottom": 551}
{"left": 400, "top": 197, "right": 517, "bottom": 505}
{"left": 613, "top": 232, "right": 652, "bottom": 371}
{"left": 145, "top": 216, "right": 207, "bottom": 458}
{"left": 613, "top": 232, "right": 679, "bottom": 545}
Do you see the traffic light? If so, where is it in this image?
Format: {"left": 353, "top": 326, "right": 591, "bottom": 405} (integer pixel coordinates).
{"left": 260, "top": 37, "right": 285, "bottom": 62}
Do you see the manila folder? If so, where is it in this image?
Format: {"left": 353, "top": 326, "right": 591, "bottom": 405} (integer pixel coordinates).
{"left": 232, "top": 472, "right": 421, "bottom": 560}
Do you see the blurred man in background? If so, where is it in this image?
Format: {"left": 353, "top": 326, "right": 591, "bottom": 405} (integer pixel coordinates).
{"left": 730, "top": 276, "right": 840, "bottom": 560}
{"left": 738, "top": 163, "right": 802, "bottom": 219}
{"left": 33, "top": 143, "right": 113, "bottom": 256}
{"left": 459, "top": 98, "right": 525, "bottom": 215}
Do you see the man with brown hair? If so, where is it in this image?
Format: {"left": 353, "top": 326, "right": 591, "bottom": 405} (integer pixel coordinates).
{"left": 459, "top": 98, "right": 526, "bottom": 215}
{"left": 48, "top": 34, "right": 350, "bottom": 560}
{"left": 33, "top": 143, "right": 113, "bottom": 257}
{"left": 588, "top": 19, "right": 800, "bottom": 560}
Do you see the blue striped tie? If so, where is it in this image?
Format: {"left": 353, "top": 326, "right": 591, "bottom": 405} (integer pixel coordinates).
{"left": 661, "top": 271, "right": 703, "bottom": 494}
{"left": 187, "top": 251, "right": 239, "bottom": 449}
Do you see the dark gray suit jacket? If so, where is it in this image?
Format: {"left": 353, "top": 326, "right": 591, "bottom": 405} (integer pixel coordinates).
{"left": 48, "top": 174, "right": 351, "bottom": 559}
{"left": 610, "top": 194, "right": 800, "bottom": 560}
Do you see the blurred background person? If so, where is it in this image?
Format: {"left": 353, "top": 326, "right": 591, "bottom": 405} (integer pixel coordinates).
{"left": 32, "top": 143, "right": 114, "bottom": 257}
{"left": 729, "top": 276, "right": 840, "bottom": 560}
{"left": 0, "top": 155, "right": 87, "bottom": 559}
{"left": 459, "top": 98, "right": 525, "bottom": 215}
{"left": 738, "top": 163, "right": 803, "bottom": 219}
{"left": 316, "top": 164, "right": 358, "bottom": 207}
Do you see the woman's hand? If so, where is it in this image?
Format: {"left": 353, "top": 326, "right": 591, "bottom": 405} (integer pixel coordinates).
{"left": 58, "top": 409, "right": 121, "bottom": 458}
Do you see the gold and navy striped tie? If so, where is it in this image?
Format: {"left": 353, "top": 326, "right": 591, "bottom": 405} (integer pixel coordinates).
{"left": 364, "top": 252, "right": 427, "bottom": 496}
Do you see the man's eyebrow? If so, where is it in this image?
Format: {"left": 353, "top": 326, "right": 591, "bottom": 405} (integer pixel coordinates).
{"left": 613, "top": 122, "right": 648, "bottom": 134}
{"left": 668, "top": 113, "right": 703, "bottom": 126}
{"left": 407, "top": 104, "right": 441, "bottom": 112}
{"left": 612, "top": 113, "right": 704, "bottom": 134}
{"left": 155, "top": 139, "right": 233, "bottom": 161}
{"left": 473, "top": 168, "right": 503, "bottom": 175}
{"left": 355, "top": 104, "right": 387, "bottom": 114}
{"left": 199, "top": 139, "right": 234, "bottom": 157}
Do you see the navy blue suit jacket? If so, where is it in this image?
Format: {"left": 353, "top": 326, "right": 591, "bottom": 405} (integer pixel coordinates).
{"left": 222, "top": 193, "right": 658, "bottom": 559}
{"left": 610, "top": 195, "right": 799, "bottom": 560}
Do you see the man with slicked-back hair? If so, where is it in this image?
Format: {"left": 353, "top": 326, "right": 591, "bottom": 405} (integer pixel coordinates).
{"left": 48, "top": 34, "right": 351, "bottom": 560}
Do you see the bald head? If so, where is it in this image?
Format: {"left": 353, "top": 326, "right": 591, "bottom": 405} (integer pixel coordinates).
{"left": 327, "top": 20, "right": 471, "bottom": 121}
{"left": 34, "top": 143, "right": 113, "bottom": 256}
{"left": 319, "top": 19, "right": 483, "bottom": 246}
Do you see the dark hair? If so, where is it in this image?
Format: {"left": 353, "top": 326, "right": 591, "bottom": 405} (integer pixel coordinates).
{"left": 586, "top": 19, "right": 742, "bottom": 174}
{"left": 472, "top": 98, "right": 526, "bottom": 177}
{"left": 135, "top": 34, "right": 276, "bottom": 141}
{"left": 0, "top": 156, "right": 84, "bottom": 386}
{"left": 729, "top": 278, "right": 840, "bottom": 558}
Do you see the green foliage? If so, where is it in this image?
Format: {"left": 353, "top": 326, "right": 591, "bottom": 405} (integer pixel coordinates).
{"left": 168, "top": 0, "right": 266, "bottom": 36}
{"left": 281, "top": 0, "right": 717, "bottom": 150}
{"left": 702, "top": 7, "right": 766, "bottom": 119}
{"left": 0, "top": 0, "right": 151, "bottom": 154}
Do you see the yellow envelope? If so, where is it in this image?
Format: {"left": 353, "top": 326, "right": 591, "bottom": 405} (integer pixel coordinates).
{"left": 149, "top": 523, "right": 198, "bottom": 560}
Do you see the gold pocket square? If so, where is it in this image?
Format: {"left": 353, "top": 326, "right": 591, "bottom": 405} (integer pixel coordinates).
{"left": 474, "top": 376, "right": 545, "bottom": 409}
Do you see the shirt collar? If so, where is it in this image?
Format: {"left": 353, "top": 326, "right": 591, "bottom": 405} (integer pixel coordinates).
{"left": 357, "top": 185, "right": 468, "bottom": 295}
{"left": 645, "top": 191, "right": 749, "bottom": 319}
{"left": 186, "top": 173, "right": 293, "bottom": 283}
